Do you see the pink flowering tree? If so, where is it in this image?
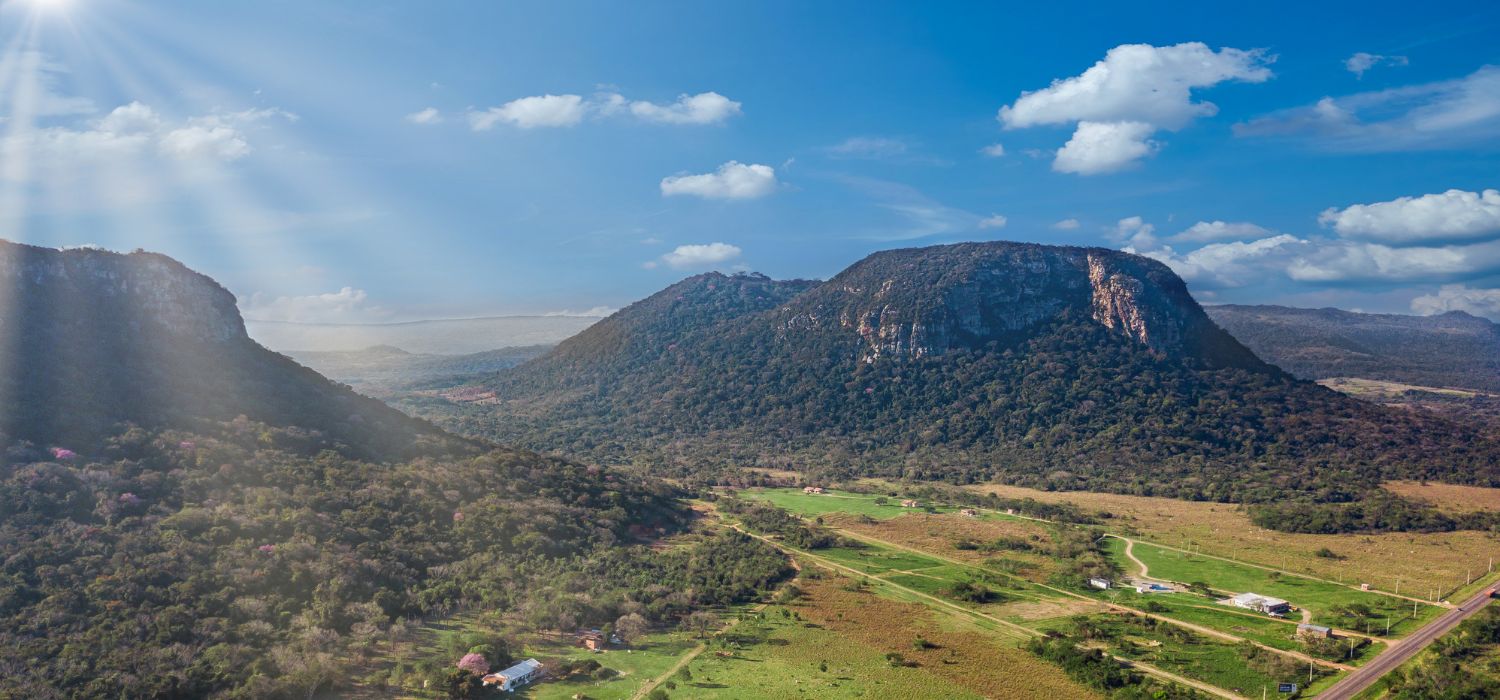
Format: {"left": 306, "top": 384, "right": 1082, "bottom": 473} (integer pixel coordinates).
{"left": 51, "top": 447, "right": 77, "bottom": 460}
{"left": 457, "top": 652, "right": 489, "bottom": 676}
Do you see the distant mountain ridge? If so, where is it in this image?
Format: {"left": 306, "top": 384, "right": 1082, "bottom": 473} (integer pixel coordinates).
{"left": 438, "top": 241, "right": 1499, "bottom": 502}
{"left": 0, "top": 240, "right": 460, "bottom": 457}
{"left": 1206, "top": 304, "right": 1500, "bottom": 392}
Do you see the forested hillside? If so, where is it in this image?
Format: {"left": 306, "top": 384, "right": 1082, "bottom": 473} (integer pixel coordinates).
{"left": 1206, "top": 304, "right": 1500, "bottom": 392}
{"left": 437, "top": 242, "right": 1500, "bottom": 509}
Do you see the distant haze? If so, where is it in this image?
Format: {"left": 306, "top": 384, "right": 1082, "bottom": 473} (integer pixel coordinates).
{"left": 247, "top": 315, "right": 603, "bottom": 354}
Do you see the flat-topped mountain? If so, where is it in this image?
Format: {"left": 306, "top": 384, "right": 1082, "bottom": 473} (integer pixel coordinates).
{"left": 441, "top": 241, "right": 1498, "bottom": 501}
{"left": 1206, "top": 304, "right": 1500, "bottom": 392}
{"left": 0, "top": 241, "right": 458, "bottom": 458}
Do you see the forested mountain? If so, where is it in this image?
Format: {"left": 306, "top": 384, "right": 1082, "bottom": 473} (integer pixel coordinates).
{"left": 1206, "top": 304, "right": 1500, "bottom": 392}
{"left": 0, "top": 241, "right": 463, "bottom": 460}
{"left": 440, "top": 241, "right": 1500, "bottom": 504}
{"left": 0, "top": 243, "right": 792, "bottom": 698}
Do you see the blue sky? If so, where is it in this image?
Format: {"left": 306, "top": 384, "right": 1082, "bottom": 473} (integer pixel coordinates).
{"left": 2, "top": 0, "right": 1499, "bottom": 322}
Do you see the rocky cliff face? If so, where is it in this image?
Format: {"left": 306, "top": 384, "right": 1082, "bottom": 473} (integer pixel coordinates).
{"left": 0, "top": 240, "right": 457, "bottom": 457}
{"left": 0, "top": 242, "right": 245, "bottom": 344}
{"left": 774, "top": 242, "right": 1259, "bottom": 368}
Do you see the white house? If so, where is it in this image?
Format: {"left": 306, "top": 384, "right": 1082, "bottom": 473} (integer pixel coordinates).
{"left": 481, "top": 658, "right": 544, "bottom": 692}
{"left": 1089, "top": 577, "right": 1112, "bottom": 590}
{"left": 1232, "top": 592, "right": 1291, "bottom": 615}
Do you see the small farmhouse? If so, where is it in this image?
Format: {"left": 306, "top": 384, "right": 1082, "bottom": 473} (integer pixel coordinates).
{"left": 900, "top": 499, "right": 919, "bottom": 508}
{"left": 1297, "top": 623, "right": 1332, "bottom": 639}
{"left": 576, "top": 628, "right": 618, "bottom": 651}
{"left": 959, "top": 508, "right": 978, "bottom": 517}
{"left": 1232, "top": 592, "right": 1291, "bottom": 615}
{"left": 803, "top": 486, "right": 824, "bottom": 494}
{"left": 481, "top": 658, "right": 544, "bottom": 692}
{"left": 1089, "top": 577, "right": 1112, "bottom": 590}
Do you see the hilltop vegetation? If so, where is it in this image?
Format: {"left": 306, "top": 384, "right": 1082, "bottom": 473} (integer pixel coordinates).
{"left": 435, "top": 243, "right": 1500, "bottom": 518}
{"left": 0, "top": 419, "right": 792, "bottom": 698}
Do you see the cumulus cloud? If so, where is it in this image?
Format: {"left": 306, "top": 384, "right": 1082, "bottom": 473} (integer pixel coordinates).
{"left": 660, "top": 161, "right": 777, "bottom": 200}
{"left": 999, "top": 42, "right": 1272, "bottom": 174}
{"left": 405, "top": 107, "right": 442, "bottom": 124}
{"left": 469, "top": 94, "right": 586, "bottom": 130}
{"left": 469, "top": 90, "right": 740, "bottom": 130}
{"left": 625, "top": 91, "right": 741, "bottom": 125}
{"left": 980, "top": 143, "right": 1006, "bottom": 157}
{"left": 1053, "top": 121, "right": 1158, "bottom": 174}
{"left": 1237, "top": 65, "right": 1500, "bottom": 151}
{"left": 659, "top": 242, "right": 743, "bottom": 269}
{"left": 1052, "top": 218, "right": 1081, "bottom": 230}
{"left": 978, "top": 214, "right": 1008, "bottom": 230}
{"left": 1345, "top": 52, "right": 1408, "bottom": 79}
{"left": 1174, "top": 220, "right": 1273, "bottom": 242}
{"left": 1318, "top": 189, "right": 1500, "bottom": 246}
{"left": 1286, "top": 240, "right": 1499, "bottom": 282}
{"left": 1111, "top": 216, "right": 1159, "bottom": 249}
{"left": 1410, "top": 285, "right": 1500, "bottom": 319}
{"left": 1139, "top": 235, "right": 1306, "bottom": 287}
{"left": 240, "top": 287, "right": 389, "bottom": 324}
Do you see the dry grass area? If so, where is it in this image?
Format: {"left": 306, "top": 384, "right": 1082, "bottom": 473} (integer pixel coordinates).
{"left": 1318, "top": 377, "right": 1491, "bottom": 399}
{"left": 789, "top": 567, "right": 1101, "bottom": 699}
{"left": 821, "top": 511, "right": 1062, "bottom": 582}
{"left": 1384, "top": 481, "right": 1500, "bottom": 514}
{"left": 969, "top": 484, "right": 1500, "bottom": 598}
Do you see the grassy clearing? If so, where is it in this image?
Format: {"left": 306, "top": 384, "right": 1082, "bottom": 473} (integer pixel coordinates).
{"left": 1113, "top": 539, "right": 1443, "bottom": 636}
{"left": 813, "top": 544, "right": 945, "bottom": 574}
{"left": 742, "top": 488, "right": 957, "bottom": 520}
{"left": 968, "top": 482, "right": 1500, "bottom": 600}
{"left": 524, "top": 631, "right": 700, "bottom": 700}
{"left": 675, "top": 566, "right": 1102, "bottom": 699}
{"left": 1079, "top": 612, "right": 1333, "bottom": 696}
{"left": 1383, "top": 480, "right": 1500, "bottom": 515}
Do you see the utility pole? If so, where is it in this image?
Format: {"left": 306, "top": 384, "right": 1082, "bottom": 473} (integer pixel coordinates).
{"left": 1385, "top": 618, "right": 1390, "bottom": 636}
{"left": 1308, "top": 657, "right": 1315, "bottom": 684}
{"left": 1348, "top": 636, "right": 1355, "bottom": 659}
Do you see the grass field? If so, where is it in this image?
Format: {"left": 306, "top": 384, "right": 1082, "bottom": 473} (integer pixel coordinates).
{"left": 677, "top": 565, "right": 1101, "bottom": 699}
{"left": 968, "top": 482, "right": 1500, "bottom": 600}
{"left": 741, "top": 488, "right": 959, "bottom": 520}
{"left": 524, "top": 631, "right": 701, "bottom": 700}
{"left": 1080, "top": 612, "right": 1331, "bottom": 695}
{"left": 1383, "top": 480, "right": 1500, "bottom": 514}
{"left": 1110, "top": 538, "right": 1443, "bottom": 636}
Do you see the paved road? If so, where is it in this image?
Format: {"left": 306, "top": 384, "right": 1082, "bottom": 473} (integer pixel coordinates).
{"left": 1318, "top": 587, "right": 1495, "bottom": 699}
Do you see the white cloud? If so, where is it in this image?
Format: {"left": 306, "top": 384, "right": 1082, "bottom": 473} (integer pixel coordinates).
{"left": 660, "top": 161, "right": 777, "bottom": 200}
{"left": 827, "top": 136, "right": 908, "bottom": 159}
{"left": 1052, "top": 120, "right": 1158, "bottom": 174}
{"left": 1237, "top": 65, "right": 1500, "bottom": 151}
{"left": 159, "top": 124, "right": 250, "bottom": 160}
{"left": 999, "top": 42, "right": 1271, "bottom": 174}
{"left": 1317, "top": 189, "right": 1500, "bottom": 246}
{"left": 626, "top": 91, "right": 741, "bottom": 125}
{"left": 978, "top": 214, "right": 1008, "bottom": 230}
{"left": 1000, "top": 43, "right": 1272, "bottom": 130}
{"left": 469, "top": 94, "right": 586, "bottom": 130}
{"left": 1052, "top": 218, "right": 1081, "bottom": 230}
{"left": 405, "top": 107, "right": 442, "bottom": 124}
{"left": 1285, "top": 240, "right": 1500, "bottom": 283}
{"left": 659, "top": 242, "right": 742, "bottom": 269}
{"left": 1410, "top": 285, "right": 1500, "bottom": 319}
{"left": 1138, "top": 235, "right": 1306, "bottom": 288}
{"left": 980, "top": 143, "right": 1006, "bottom": 157}
{"left": 1345, "top": 52, "right": 1408, "bottom": 79}
{"left": 1174, "top": 220, "right": 1273, "bottom": 242}
{"left": 240, "top": 287, "right": 389, "bottom": 324}
{"left": 468, "top": 90, "right": 740, "bottom": 130}
{"left": 1111, "top": 215, "right": 1159, "bottom": 249}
